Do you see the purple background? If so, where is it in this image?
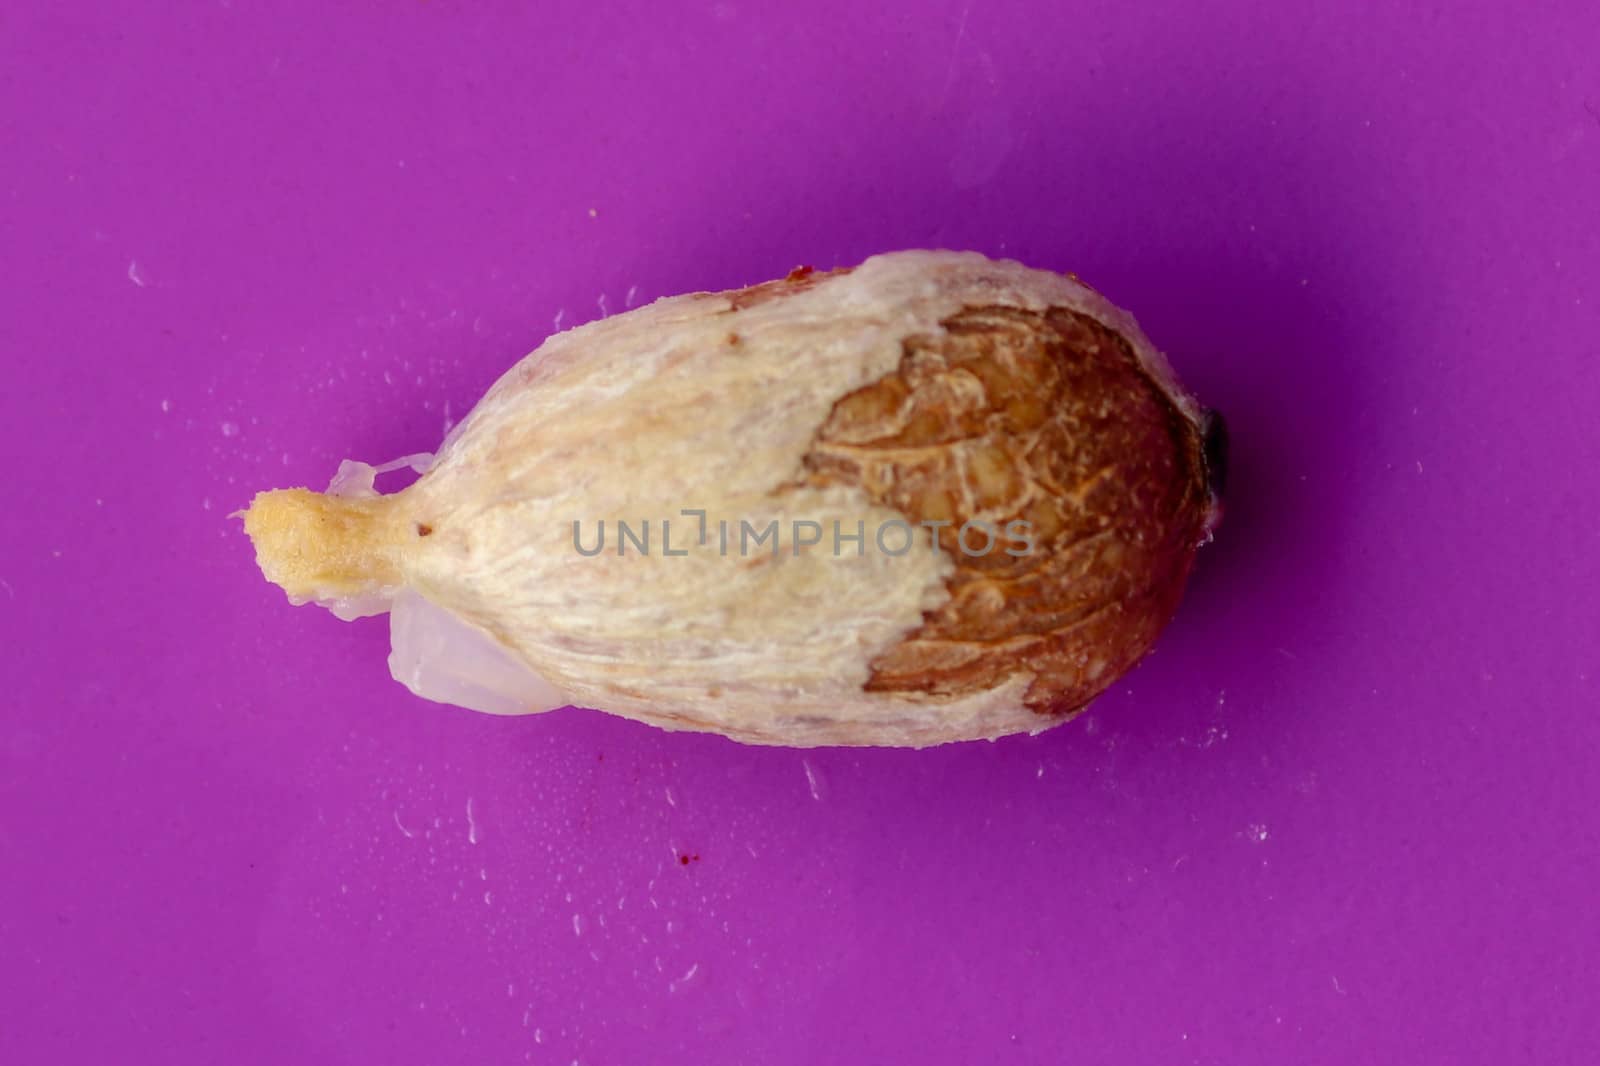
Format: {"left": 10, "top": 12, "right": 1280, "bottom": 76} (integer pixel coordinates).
{"left": 3, "top": 3, "right": 1597, "bottom": 1063}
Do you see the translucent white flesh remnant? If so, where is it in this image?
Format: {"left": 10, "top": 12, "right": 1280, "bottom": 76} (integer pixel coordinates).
{"left": 326, "top": 453, "right": 435, "bottom": 499}
{"left": 387, "top": 589, "right": 571, "bottom": 716}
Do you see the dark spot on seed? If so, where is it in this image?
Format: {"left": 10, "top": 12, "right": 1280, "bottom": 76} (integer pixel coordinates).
{"left": 415, "top": 523, "right": 433, "bottom": 537}
{"left": 726, "top": 265, "right": 852, "bottom": 310}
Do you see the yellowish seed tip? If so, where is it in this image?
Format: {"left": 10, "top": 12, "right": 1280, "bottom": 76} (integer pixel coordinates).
{"left": 241, "top": 488, "right": 408, "bottom": 604}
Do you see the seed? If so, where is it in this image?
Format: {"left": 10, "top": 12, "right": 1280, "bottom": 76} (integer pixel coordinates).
{"left": 242, "top": 251, "right": 1223, "bottom": 747}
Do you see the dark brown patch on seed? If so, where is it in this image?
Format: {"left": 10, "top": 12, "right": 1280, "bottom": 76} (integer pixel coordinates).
{"left": 797, "top": 305, "right": 1213, "bottom": 715}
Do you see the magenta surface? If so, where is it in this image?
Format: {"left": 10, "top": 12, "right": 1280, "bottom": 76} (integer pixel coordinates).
{"left": 3, "top": 4, "right": 1598, "bottom": 1063}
